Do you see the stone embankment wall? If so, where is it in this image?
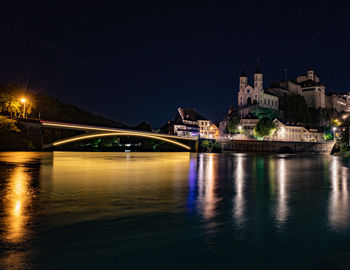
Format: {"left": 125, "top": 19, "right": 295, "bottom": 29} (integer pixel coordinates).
{"left": 220, "top": 139, "right": 334, "bottom": 154}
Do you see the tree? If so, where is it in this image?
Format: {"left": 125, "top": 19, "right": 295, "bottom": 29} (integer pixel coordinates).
{"left": 213, "top": 141, "right": 222, "bottom": 153}
{"left": 339, "top": 126, "right": 349, "bottom": 151}
{"left": 134, "top": 121, "right": 152, "bottom": 132}
{"left": 227, "top": 116, "right": 240, "bottom": 134}
{"left": 251, "top": 106, "right": 282, "bottom": 119}
{"left": 200, "top": 140, "right": 213, "bottom": 152}
{"left": 0, "top": 116, "right": 21, "bottom": 132}
{"left": 285, "top": 94, "right": 310, "bottom": 123}
{"left": 253, "top": 118, "right": 276, "bottom": 138}
{"left": 6, "top": 100, "right": 21, "bottom": 118}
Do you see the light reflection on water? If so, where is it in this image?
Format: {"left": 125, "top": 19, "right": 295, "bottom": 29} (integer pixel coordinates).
{"left": 328, "top": 157, "right": 349, "bottom": 231}
{"left": 233, "top": 154, "right": 245, "bottom": 227}
{"left": 0, "top": 152, "right": 43, "bottom": 270}
{"left": 276, "top": 158, "right": 288, "bottom": 226}
{"left": 0, "top": 151, "right": 349, "bottom": 269}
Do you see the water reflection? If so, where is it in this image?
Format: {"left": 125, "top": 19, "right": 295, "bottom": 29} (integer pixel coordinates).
{"left": 233, "top": 154, "right": 246, "bottom": 226}
{"left": 328, "top": 157, "right": 349, "bottom": 231}
{"left": 3, "top": 166, "right": 32, "bottom": 243}
{"left": 187, "top": 156, "right": 197, "bottom": 213}
{"left": 0, "top": 152, "right": 349, "bottom": 269}
{"left": 0, "top": 152, "right": 41, "bottom": 270}
{"left": 276, "top": 158, "right": 288, "bottom": 226}
{"left": 197, "top": 154, "right": 218, "bottom": 221}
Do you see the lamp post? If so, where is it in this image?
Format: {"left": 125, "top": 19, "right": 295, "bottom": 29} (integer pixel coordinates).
{"left": 21, "top": 98, "right": 26, "bottom": 118}
{"left": 238, "top": 125, "right": 242, "bottom": 139}
{"left": 333, "top": 127, "right": 336, "bottom": 142}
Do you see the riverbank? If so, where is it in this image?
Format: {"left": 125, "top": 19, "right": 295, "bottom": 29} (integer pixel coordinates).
{"left": 333, "top": 151, "right": 350, "bottom": 158}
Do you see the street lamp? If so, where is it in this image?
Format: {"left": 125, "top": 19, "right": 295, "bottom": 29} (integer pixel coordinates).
{"left": 238, "top": 125, "right": 242, "bottom": 139}
{"left": 333, "top": 127, "right": 336, "bottom": 141}
{"left": 20, "top": 98, "right": 26, "bottom": 118}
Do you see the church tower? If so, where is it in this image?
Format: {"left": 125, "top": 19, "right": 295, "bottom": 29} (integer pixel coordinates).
{"left": 239, "top": 68, "right": 248, "bottom": 92}
{"left": 254, "top": 62, "right": 263, "bottom": 91}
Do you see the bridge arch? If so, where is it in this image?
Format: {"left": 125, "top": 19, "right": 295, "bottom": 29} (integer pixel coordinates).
{"left": 46, "top": 132, "right": 192, "bottom": 150}
{"left": 277, "top": 146, "right": 293, "bottom": 154}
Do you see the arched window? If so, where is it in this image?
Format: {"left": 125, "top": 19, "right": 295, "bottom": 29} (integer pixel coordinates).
{"left": 247, "top": 97, "right": 252, "bottom": 105}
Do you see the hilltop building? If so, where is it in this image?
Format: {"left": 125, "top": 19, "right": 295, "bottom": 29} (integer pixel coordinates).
{"left": 236, "top": 66, "right": 350, "bottom": 118}
{"left": 296, "top": 69, "right": 326, "bottom": 108}
{"left": 238, "top": 65, "right": 279, "bottom": 117}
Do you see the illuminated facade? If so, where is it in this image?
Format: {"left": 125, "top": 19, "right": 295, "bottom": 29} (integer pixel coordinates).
{"left": 164, "top": 108, "right": 219, "bottom": 139}
{"left": 273, "top": 119, "right": 323, "bottom": 142}
{"left": 239, "top": 113, "right": 259, "bottom": 136}
{"left": 237, "top": 66, "right": 279, "bottom": 117}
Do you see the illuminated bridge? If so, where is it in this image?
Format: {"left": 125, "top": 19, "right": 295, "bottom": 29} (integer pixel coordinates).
{"left": 19, "top": 119, "right": 198, "bottom": 151}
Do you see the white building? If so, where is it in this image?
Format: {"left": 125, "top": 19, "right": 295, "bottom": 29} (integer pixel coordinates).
{"left": 273, "top": 119, "right": 323, "bottom": 142}
{"left": 237, "top": 66, "right": 279, "bottom": 117}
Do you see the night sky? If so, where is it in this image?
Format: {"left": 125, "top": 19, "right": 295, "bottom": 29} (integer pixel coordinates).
{"left": 1, "top": 1, "right": 350, "bottom": 127}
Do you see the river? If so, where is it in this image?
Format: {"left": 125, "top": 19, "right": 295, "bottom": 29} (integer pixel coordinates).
{"left": 0, "top": 152, "right": 349, "bottom": 269}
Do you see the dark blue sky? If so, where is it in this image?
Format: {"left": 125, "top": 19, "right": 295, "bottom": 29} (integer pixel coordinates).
{"left": 0, "top": 1, "right": 350, "bottom": 127}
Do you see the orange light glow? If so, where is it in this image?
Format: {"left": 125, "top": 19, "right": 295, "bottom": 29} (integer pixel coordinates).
{"left": 52, "top": 132, "right": 192, "bottom": 150}
{"left": 41, "top": 122, "right": 196, "bottom": 141}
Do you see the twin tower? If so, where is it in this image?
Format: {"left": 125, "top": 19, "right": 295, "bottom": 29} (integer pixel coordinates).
{"left": 239, "top": 65, "right": 263, "bottom": 93}
{"left": 237, "top": 64, "right": 279, "bottom": 113}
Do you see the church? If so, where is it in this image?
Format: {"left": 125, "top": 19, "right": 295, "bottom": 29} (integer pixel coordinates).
{"left": 237, "top": 65, "right": 279, "bottom": 117}
{"left": 236, "top": 65, "right": 343, "bottom": 118}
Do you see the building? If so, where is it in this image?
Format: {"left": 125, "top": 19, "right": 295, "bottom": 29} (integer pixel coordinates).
{"left": 198, "top": 119, "right": 211, "bottom": 138}
{"left": 296, "top": 69, "right": 326, "bottom": 108}
{"left": 208, "top": 122, "right": 219, "bottom": 139}
{"left": 239, "top": 112, "right": 259, "bottom": 136}
{"left": 237, "top": 67, "right": 335, "bottom": 117}
{"left": 273, "top": 119, "right": 323, "bottom": 142}
{"left": 238, "top": 65, "right": 279, "bottom": 117}
{"left": 326, "top": 92, "right": 350, "bottom": 112}
{"left": 172, "top": 108, "right": 206, "bottom": 137}
{"left": 160, "top": 108, "right": 218, "bottom": 139}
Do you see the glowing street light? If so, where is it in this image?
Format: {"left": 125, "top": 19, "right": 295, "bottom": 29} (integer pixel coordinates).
{"left": 20, "top": 98, "right": 26, "bottom": 118}
{"left": 333, "top": 127, "right": 336, "bottom": 141}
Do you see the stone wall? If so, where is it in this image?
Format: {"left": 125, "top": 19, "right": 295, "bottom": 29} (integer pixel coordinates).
{"left": 220, "top": 139, "right": 334, "bottom": 154}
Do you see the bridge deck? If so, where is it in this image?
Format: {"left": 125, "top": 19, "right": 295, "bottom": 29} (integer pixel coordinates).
{"left": 40, "top": 120, "right": 197, "bottom": 141}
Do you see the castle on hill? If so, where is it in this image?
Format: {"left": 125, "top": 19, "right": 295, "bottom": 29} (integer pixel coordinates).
{"left": 237, "top": 64, "right": 350, "bottom": 118}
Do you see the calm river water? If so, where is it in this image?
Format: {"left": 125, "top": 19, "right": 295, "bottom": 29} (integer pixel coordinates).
{"left": 0, "top": 152, "right": 350, "bottom": 269}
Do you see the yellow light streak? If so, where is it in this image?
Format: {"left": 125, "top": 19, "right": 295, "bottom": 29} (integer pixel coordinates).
{"left": 52, "top": 132, "right": 192, "bottom": 150}
{"left": 41, "top": 122, "right": 196, "bottom": 141}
